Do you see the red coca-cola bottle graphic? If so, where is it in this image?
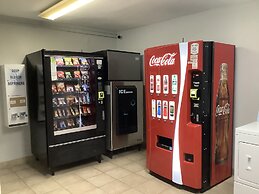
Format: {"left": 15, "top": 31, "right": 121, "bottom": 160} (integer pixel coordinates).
{"left": 215, "top": 63, "right": 230, "bottom": 164}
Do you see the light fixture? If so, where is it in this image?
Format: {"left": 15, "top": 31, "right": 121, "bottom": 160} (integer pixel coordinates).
{"left": 39, "top": 0, "right": 94, "bottom": 20}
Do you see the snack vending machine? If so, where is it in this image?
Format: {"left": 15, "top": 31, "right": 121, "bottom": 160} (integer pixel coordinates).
{"left": 145, "top": 41, "right": 235, "bottom": 191}
{"left": 26, "top": 50, "right": 105, "bottom": 174}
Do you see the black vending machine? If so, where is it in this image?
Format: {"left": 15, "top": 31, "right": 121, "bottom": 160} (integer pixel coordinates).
{"left": 26, "top": 50, "right": 106, "bottom": 174}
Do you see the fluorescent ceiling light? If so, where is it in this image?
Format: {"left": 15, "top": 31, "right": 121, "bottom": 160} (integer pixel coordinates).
{"left": 39, "top": 0, "right": 94, "bottom": 20}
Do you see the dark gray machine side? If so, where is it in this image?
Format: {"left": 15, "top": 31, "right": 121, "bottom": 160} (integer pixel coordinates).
{"left": 93, "top": 50, "right": 142, "bottom": 81}
{"left": 26, "top": 50, "right": 48, "bottom": 165}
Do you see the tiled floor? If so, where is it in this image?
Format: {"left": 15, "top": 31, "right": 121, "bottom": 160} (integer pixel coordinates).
{"left": 0, "top": 150, "right": 233, "bottom": 194}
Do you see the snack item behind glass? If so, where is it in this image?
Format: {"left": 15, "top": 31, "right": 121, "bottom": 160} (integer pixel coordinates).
{"left": 54, "top": 110, "right": 58, "bottom": 117}
{"left": 73, "top": 107, "right": 80, "bottom": 115}
{"left": 57, "top": 71, "right": 65, "bottom": 79}
{"left": 64, "top": 57, "right": 73, "bottom": 66}
{"left": 74, "top": 71, "right": 81, "bottom": 78}
{"left": 74, "top": 84, "right": 81, "bottom": 92}
{"left": 53, "top": 98, "right": 58, "bottom": 106}
{"left": 86, "top": 92, "right": 90, "bottom": 103}
{"left": 79, "top": 57, "right": 88, "bottom": 66}
{"left": 82, "top": 95, "right": 87, "bottom": 104}
{"left": 66, "top": 96, "right": 75, "bottom": 105}
{"left": 55, "top": 56, "right": 64, "bottom": 66}
{"left": 59, "top": 120, "right": 67, "bottom": 129}
{"left": 87, "top": 107, "right": 91, "bottom": 114}
{"left": 76, "top": 117, "right": 82, "bottom": 127}
{"left": 81, "top": 71, "right": 89, "bottom": 80}
{"left": 66, "top": 84, "right": 74, "bottom": 92}
{"left": 52, "top": 84, "right": 57, "bottom": 93}
{"left": 57, "top": 108, "right": 62, "bottom": 117}
{"left": 81, "top": 62, "right": 90, "bottom": 70}
{"left": 51, "top": 57, "right": 56, "bottom": 65}
{"left": 70, "top": 107, "right": 76, "bottom": 115}
{"left": 74, "top": 97, "right": 79, "bottom": 103}
{"left": 56, "top": 82, "right": 66, "bottom": 92}
{"left": 67, "top": 119, "right": 75, "bottom": 128}
{"left": 58, "top": 98, "right": 66, "bottom": 105}
{"left": 54, "top": 121, "right": 58, "bottom": 130}
{"left": 65, "top": 72, "right": 72, "bottom": 79}
{"left": 66, "top": 108, "right": 72, "bottom": 116}
{"left": 82, "top": 83, "right": 90, "bottom": 92}
{"left": 72, "top": 58, "right": 80, "bottom": 66}
{"left": 82, "top": 106, "right": 88, "bottom": 114}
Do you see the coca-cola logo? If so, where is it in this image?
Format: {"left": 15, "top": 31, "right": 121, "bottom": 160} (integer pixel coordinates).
{"left": 216, "top": 103, "right": 230, "bottom": 117}
{"left": 149, "top": 53, "right": 177, "bottom": 66}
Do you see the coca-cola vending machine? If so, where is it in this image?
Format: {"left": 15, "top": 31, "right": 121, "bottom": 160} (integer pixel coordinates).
{"left": 145, "top": 41, "right": 235, "bottom": 192}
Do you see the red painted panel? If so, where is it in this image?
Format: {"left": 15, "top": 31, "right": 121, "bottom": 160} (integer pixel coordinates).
{"left": 145, "top": 43, "right": 180, "bottom": 180}
{"left": 210, "top": 43, "right": 235, "bottom": 186}
{"left": 179, "top": 41, "right": 203, "bottom": 189}
{"left": 145, "top": 41, "right": 205, "bottom": 189}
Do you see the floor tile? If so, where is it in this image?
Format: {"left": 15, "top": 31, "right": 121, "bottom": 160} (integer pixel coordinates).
{"left": 105, "top": 167, "right": 132, "bottom": 179}
{"left": 0, "top": 172, "right": 20, "bottom": 183}
{"left": 123, "top": 163, "right": 144, "bottom": 172}
{"left": 84, "top": 188, "right": 106, "bottom": 194}
{"left": 136, "top": 169, "right": 155, "bottom": 180}
{"left": 87, "top": 174, "right": 115, "bottom": 187}
{"left": 30, "top": 180, "right": 61, "bottom": 194}
{"left": 136, "top": 158, "right": 146, "bottom": 167}
{"left": 120, "top": 173, "right": 148, "bottom": 187}
{"left": 54, "top": 173, "right": 84, "bottom": 187}
{"left": 205, "top": 181, "right": 233, "bottom": 194}
{"left": 44, "top": 188, "right": 71, "bottom": 194}
{"left": 135, "top": 180, "right": 169, "bottom": 194}
{"left": 109, "top": 157, "right": 132, "bottom": 167}
{"left": 23, "top": 174, "right": 52, "bottom": 187}
{"left": 125, "top": 151, "right": 145, "bottom": 161}
{"left": 93, "top": 162, "right": 117, "bottom": 172}
{"left": 75, "top": 167, "right": 102, "bottom": 180}
{"left": 0, "top": 150, "right": 235, "bottom": 194}
{"left": 7, "top": 188, "right": 36, "bottom": 194}
{"left": 64, "top": 181, "right": 96, "bottom": 194}
{"left": 121, "top": 188, "right": 143, "bottom": 194}
{"left": 100, "top": 180, "right": 130, "bottom": 194}
{"left": 11, "top": 164, "right": 31, "bottom": 172}
{"left": 160, "top": 187, "right": 190, "bottom": 194}
{"left": 1, "top": 180, "right": 28, "bottom": 194}
{"left": 0, "top": 169, "right": 12, "bottom": 176}
{"left": 15, "top": 168, "right": 40, "bottom": 179}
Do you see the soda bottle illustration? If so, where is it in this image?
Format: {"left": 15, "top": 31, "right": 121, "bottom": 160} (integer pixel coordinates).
{"left": 163, "top": 101, "right": 168, "bottom": 119}
{"left": 215, "top": 63, "right": 230, "bottom": 164}
{"left": 163, "top": 75, "right": 169, "bottom": 94}
{"left": 150, "top": 75, "right": 154, "bottom": 93}
{"left": 157, "top": 100, "right": 161, "bottom": 118}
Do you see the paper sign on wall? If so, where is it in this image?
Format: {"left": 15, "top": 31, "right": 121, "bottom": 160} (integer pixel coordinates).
{"left": 1, "top": 64, "right": 28, "bottom": 127}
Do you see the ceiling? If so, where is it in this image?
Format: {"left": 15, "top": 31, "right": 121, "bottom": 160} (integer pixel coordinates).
{"left": 0, "top": 0, "right": 253, "bottom": 32}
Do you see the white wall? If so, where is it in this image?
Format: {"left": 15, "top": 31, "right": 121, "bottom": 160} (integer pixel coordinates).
{"left": 0, "top": 21, "right": 116, "bottom": 163}
{"left": 117, "top": 0, "right": 259, "bottom": 129}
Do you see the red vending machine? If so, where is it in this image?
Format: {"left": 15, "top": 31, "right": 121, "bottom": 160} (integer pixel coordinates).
{"left": 145, "top": 41, "right": 235, "bottom": 191}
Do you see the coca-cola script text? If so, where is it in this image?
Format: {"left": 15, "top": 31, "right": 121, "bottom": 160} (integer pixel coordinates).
{"left": 149, "top": 53, "right": 177, "bottom": 67}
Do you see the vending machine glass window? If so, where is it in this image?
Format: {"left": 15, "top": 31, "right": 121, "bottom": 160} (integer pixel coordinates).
{"left": 50, "top": 56, "right": 97, "bottom": 136}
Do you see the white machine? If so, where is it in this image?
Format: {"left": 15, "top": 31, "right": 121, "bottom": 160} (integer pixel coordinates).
{"left": 234, "top": 122, "right": 259, "bottom": 194}
{"left": 1, "top": 64, "right": 28, "bottom": 127}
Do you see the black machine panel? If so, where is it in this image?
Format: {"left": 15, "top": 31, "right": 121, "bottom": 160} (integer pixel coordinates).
{"left": 26, "top": 50, "right": 106, "bottom": 174}
{"left": 115, "top": 86, "right": 138, "bottom": 135}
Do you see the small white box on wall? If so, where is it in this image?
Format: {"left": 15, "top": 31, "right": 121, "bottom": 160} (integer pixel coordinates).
{"left": 1, "top": 64, "right": 28, "bottom": 127}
